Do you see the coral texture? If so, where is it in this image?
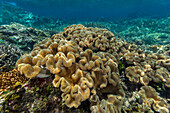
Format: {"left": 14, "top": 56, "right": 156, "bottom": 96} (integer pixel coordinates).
{"left": 16, "top": 24, "right": 169, "bottom": 112}
{"left": 16, "top": 24, "right": 125, "bottom": 109}
{"left": 124, "top": 52, "right": 170, "bottom": 86}
{"left": 0, "top": 44, "right": 23, "bottom": 72}
{"left": 139, "top": 86, "right": 169, "bottom": 113}
{"left": 0, "top": 69, "right": 28, "bottom": 94}
{"left": 0, "top": 23, "right": 50, "bottom": 51}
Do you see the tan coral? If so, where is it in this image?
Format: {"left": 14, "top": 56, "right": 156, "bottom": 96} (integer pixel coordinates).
{"left": 139, "top": 86, "right": 169, "bottom": 113}
{"left": 125, "top": 66, "right": 143, "bottom": 83}
{"left": 15, "top": 24, "right": 170, "bottom": 112}
{"left": 33, "top": 38, "right": 52, "bottom": 51}
{"left": 53, "top": 49, "right": 123, "bottom": 108}
{"left": 53, "top": 69, "right": 93, "bottom": 108}
{"left": 125, "top": 59, "right": 170, "bottom": 85}
{"left": 156, "top": 58, "right": 170, "bottom": 71}
{"left": 15, "top": 25, "right": 125, "bottom": 109}
{"left": 155, "top": 67, "right": 169, "bottom": 82}
{"left": 16, "top": 39, "right": 78, "bottom": 78}
{"left": 16, "top": 49, "right": 52, "bottom": 78}
{"left": 124, "top": 52, "right": 145, "bottom": 65}
{"left": 90, "top": 94, "right": 123, "bottom": 113}
{"left": 165, "top": 78, "right": 170, "bottom": 88}
{"left": 18, "top": 64, "right": 41, "bottom": 78}
{"left": 52, "top": 24, "right": 115, "bottom": 53}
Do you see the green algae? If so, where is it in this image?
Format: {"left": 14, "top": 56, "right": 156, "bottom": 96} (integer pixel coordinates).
{"left": 0, "top": 39, "right": 6, "bottom": 44}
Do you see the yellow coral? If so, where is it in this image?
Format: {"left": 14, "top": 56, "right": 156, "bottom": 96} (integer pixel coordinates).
{"left": 0, "top": 69, "right": 28, "bottom": 95}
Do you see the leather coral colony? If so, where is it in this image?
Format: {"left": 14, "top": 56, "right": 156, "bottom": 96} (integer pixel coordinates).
{"left": 16, "top": 24, "right": 170, "bottom": 112}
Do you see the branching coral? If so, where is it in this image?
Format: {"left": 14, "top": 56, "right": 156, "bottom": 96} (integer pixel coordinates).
{"left": 0, "top": 23, "right": 50, "bottom": 51}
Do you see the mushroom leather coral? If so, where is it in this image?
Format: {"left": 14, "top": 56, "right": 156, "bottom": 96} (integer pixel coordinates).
{"left": 139, "top": 86, "right": 169, "bottom": 113}
{"left": 53, "top": 49, "right": 123, "bottom": 108}
{"left": 16, "top": 24, "right": 169, "bottom": 112}
{"left": 124, "top": 50, "right": 170, "bottom": 86}
{"left": 16, "top": 25, "right": 124, "bottom": 109}
{"left": 90, "top": 95, "right": 123, "bottom": 113}
{"left": 60, "top": 24, "right": 115, "bottom": 52}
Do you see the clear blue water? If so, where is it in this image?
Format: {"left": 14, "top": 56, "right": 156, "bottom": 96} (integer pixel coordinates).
{"left": 1, "top": 0, "right": 170, "bottom": 20}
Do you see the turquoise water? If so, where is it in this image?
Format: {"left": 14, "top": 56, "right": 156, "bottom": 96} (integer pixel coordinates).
{"left": 0, "top": 0, "right": 169, "bottom": 46}
{"left": 1, "top": 0, "right": 170, "bottom": 20}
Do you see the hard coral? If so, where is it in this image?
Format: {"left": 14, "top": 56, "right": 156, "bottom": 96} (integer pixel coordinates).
{"left": 0, "top": 69, "right": 28, "bottom": 94}
{"left": 0, "top": 23, "right": 50, "bottom": 52}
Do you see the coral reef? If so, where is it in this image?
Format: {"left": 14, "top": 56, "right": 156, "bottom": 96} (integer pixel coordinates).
{"left": 0, "top": 76, "right": 90, "bottom": 113}
{"left": 0, "top": 44, "right": 23, "bottom": 72}
{"left": 0, "top": 23, "right": 51, "bottom": 51}
{"left": 1, "top": 3, "right": 169, "bottom": 46}
{"left": 0, "top": 4, "right": 63, "bottom": 30}
{"left": 4, "top": 24, "right": 169, "bottom": 112}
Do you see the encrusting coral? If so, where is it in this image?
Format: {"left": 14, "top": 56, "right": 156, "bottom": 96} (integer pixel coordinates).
{"left": 0, "top": 69, "right": 28, "bottom": 95}
{"left": 16, "top": 24, "right": 170, "bottom": 112}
